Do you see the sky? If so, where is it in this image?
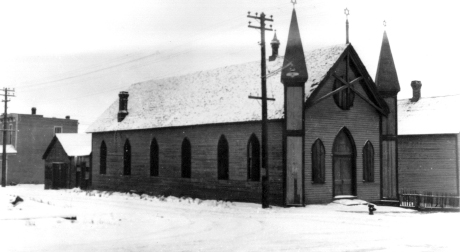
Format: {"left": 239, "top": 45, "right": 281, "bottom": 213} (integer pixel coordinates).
{"left": 0, "top": 0, "right": 458, "bottom": 132}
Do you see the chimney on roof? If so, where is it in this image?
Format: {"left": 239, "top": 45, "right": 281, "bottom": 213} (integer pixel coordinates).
{"left": 31, "top": 107, "right": 36, "bottom": 115}
{"left": 118, "top": 91, "right": 129, "bottom": 122}
{"left": 268, "top": 31, "right": 280, "bottom": 61}
{"left": 65, "top": 116, "right": 70, "bottom": 119}
{"left": 410, "top": 81, "right": 422, "bottom": 102}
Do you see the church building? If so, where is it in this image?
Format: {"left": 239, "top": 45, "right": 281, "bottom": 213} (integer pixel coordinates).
{"left": 87, "top": 8, "right": 400, "bottom": 206}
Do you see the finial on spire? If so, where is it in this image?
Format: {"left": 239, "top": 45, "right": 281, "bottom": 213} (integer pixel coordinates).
{"left": 383, "top": 20, "right": 387, "bottom": 28}
{"left": 291, "top": 0, "right": 297, "bottom": 8}
{"left": 344, "top": 8, "right": 350, "bottom": 44}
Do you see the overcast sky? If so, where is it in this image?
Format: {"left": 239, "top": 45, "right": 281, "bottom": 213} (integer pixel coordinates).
{"left": 0, "top": 0, "right": 458, "bottom": 132}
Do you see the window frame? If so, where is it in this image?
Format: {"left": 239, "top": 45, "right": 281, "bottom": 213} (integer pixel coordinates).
{"left": 123, "top": 139, "right": 131, "bottom": 176}
{"left": 217, "top": 135, "right": 229, "bottom": 180}
{"left": 311, "top": 138, "right": 326, "bottom": 184}
{"left": 150, "top": 138, "right": 159, "bottom": 177}
{"left": 362, "top": 141, "right": 374, "bottom": 182}
{"left": 100, "top": 141, "right": 107, "bottom": 175}
{"left": 181, "top": 138, "right": 192, "bottom": 178}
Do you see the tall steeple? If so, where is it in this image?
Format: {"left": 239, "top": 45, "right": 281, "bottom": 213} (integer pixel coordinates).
{"left": 281, "top": 7, "right": 308, "bottom": 207}
{"left": 375, "top": 29, "right": 400, "bottom": 96}
{"left": 281, "top": 8, "right": 308, "bottom": 83}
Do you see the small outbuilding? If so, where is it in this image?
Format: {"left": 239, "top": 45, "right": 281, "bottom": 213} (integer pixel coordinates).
{"left": 43, "top": 133, "right": 92, "bottom": 190}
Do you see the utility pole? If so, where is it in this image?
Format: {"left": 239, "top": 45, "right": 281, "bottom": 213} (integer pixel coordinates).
{"left": 1, "top": 87, "right": 15, "bottom": 187}
{"left": 247, "top": 11, "right": 273, "bottom": 208}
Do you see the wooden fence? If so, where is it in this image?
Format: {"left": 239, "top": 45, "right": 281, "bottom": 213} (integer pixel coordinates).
{"left": 399, "top": 190, "right": 460, "bottom": 210}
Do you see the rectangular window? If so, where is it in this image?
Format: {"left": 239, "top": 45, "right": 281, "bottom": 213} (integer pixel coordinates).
{"left": 54, "top": 126, "right": 62, "bottom": 134}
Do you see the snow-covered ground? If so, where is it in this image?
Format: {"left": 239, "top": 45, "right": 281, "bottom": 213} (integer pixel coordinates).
{"left": 1, "top": 185, "right": 459, "bottom": 252}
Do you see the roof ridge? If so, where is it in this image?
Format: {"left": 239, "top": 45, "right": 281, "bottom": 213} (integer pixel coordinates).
{"left": 398, "top": 93, "right": 460, "bottom": 101}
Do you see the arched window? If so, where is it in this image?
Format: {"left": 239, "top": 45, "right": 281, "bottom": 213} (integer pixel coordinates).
{"left": 150, "top": 138, "right": 159, "bottom": 176}
{"left": 123, "top": 139, "right": 131, "bottom": 176}
{"left": 100, "top": 141, "right": 107, "bottom": 175}
{"left": 363, "top": 141, "right": 374, "bottom": 182}
{"left": 217, "top": 135, "right": 229, "bottom": 180}
{"left": 247, "top": 134, "right": 260, "bottom": 181}
{"left": 333, "top": 75, "right": 355, "bottom": 110}
{"left": 181, "top": 138, "right": 191, "bottom": 178}
{"left": 311, "top": 139, "right": 325, "bottom": 183}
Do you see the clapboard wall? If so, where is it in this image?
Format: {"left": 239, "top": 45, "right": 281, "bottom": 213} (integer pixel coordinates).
{"left": 398, "top": 134, "right": 459, "bottom": 194}
{"left": 303, "top": 58, "right": 382, "bottom": 204}
{"left": 91, "top": 120, "right": 284, "bottom": 205}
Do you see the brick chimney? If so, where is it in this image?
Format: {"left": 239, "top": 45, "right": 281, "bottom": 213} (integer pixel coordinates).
{"left": 410, "top": 81, "right": 422, "bottom": 102}
{"left": 268, "top": 32, "right": 280, "bottom": 61}
{"left": 65, "top": 116, "right": 70, "bottom": 119}
{"left": 118, "top": 91, "right": 129, "bottom": 122}
{"left": 31, "top": 107, "right": 36, "bottom": 115}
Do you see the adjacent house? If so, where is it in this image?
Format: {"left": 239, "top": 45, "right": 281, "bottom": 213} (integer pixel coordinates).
{"left": 0, "top": 108, "right": 78, "bottom": 184}
{"left": 398, "top": 83, "right": 460, "bottom": 195}
{"left": 86, "top": 9, "right": 400, "bottom": 206}
{"left": 43, "top": 133, "right": 92, "bottom": 190}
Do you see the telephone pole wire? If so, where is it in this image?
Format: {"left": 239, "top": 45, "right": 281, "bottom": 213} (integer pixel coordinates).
{"left": 247, "top": 11, "right": 273, "bottom": 208}
{"left": 1, "top": 87, "right": 15, "bottom": 187}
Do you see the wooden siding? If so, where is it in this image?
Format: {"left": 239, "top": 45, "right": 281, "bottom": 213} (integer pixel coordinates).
{"left": 44, "top": 140, "right": 71, "bottom": 189}
{"left": 399, "top": 134, "right": 459, "bottom": 194}
{"left": 381, "top": 140, "right": 397, "bottom": 198}
{"left": 91, "top": 121, "right": 284, "bottom": 205}
{"left": 382, "top": 97, "right": 396, "bottom": 135}
{"left": 304, "top": 59, "right": 381, "bottom": 204}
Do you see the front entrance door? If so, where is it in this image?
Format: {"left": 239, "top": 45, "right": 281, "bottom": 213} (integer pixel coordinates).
{"left": 333, "top": 129, "right": 355, "bottom": 196}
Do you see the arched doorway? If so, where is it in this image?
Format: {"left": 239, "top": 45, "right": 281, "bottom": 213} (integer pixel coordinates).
{"left": 333, "top": 128, "right": 356, "bottom": 196}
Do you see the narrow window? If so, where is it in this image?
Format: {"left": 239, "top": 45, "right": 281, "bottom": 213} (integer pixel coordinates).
{"left": 312, "top": 139, "right": 325, "bottom": 183}
{"left": 100, "top": 141, "right": 107, "bottom": 175}
{"left": 123, "top": 139, "right": 131, "bottom": 176}
{"left": 217, "top": 135, "right": 229, "bottom": 180}
{"left": 181, "top": 138, "right": 191, "bottom": 178}
{"left": 150, "top": 138, "right": 159, "bottom": 176}
{"left": 247, "top": 134, "right": 260, "bottom": 181}
{"left": 363, "top": 141, "right": 374, "bottom": 182}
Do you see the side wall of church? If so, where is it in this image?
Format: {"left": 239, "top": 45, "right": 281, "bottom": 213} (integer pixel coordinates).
{"left": 91, "top": 121, "right": 284, "bottom": 205}
{"left": 304, "top": 62, "right": 382, "bottom": 204}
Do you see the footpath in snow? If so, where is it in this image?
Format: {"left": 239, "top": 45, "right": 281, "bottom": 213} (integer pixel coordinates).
{"left": 1, "top": 185, "right": 459, "bottom": 252}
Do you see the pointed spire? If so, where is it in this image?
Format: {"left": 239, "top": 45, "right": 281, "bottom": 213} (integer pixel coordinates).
{"left": 281, "top": 9, "right": 308, "bottom": 83}
{"left": 375, "top": 30, "right": 400, "bottom": 96}
{"left": 271, "top": 31, "right": 280, "bottom": 45}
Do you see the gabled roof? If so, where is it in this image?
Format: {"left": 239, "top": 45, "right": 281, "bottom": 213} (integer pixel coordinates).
{"left": 305, "top": 44, "right": 389, "bottom": 115}
{"left": 375, "top": 31, "right": 400, "bottom": 95}
{"left": 398, "top": 94, "right": 460, "bottom": 135}
{"left": 43, "top": 133, "right": 92, "bottom": 159}
{"left": 87, "top": 44, "right": 348, "bottom": 133}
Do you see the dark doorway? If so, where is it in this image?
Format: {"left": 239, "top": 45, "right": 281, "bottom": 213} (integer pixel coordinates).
{"left": 52, "top": 163, "right": 68, "bottom": 189}
{"left": 333, "top": 128, "right": 356, "bottom": 196}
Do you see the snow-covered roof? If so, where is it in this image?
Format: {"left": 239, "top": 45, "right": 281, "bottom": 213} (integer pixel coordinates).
{"left": 398, "top": 94, "right": 460, "bottom": 135}
{"left": 0, "top": 145, "right": 17, "bottom": 154}
{"left": 55, "top": 133, "right": 92, "bottom": 156}
{"left": 87, "top": 44, "right": 348, "bottom": 133}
